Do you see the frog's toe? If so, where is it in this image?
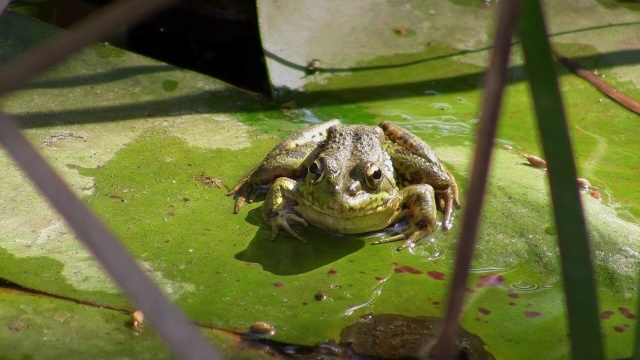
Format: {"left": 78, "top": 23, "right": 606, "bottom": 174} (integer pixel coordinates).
{"left": 371, "top": 234, "right": 405, "bottom": 246}
{"left": 246, "top": 188, "right": 259, "bottom": 204}
{"left": 396, "top": 239, "right": 416, "bottom": 251}
{"left": 371, "top": 234, "right": 417, "bottom": 251}
{"left": 442, "top": 206, "right": 453, "bottom": 231}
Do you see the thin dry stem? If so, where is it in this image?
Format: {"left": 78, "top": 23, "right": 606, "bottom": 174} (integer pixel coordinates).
{"left": 431, "top": 1, "right": 521, "bottom": 358}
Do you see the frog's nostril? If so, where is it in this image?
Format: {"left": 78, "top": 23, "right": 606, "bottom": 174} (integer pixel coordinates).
{"left": 330, "top": 184, "right": 339, "bottom": 195}
{"left": 347, "top": 182, "right": 360, "bottom": 196}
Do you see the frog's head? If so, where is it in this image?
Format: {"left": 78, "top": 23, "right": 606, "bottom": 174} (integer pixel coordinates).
{"left": 296, "top": 152, "right": 399, "bottom": 217}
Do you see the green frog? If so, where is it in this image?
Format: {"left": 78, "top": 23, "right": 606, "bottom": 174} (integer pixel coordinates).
{"left": 228, "top": 120, "right": 461, "bottom": 250}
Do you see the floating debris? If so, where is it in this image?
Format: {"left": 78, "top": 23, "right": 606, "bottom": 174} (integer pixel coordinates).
{"left": 517, "top": 152, "right": 547, "bottom": 169}
{"left": 306, "top": 59, "right": 322, "bottom": 74}
{"left": 525, "top": 155, "right": 546, "bottom": 169}
{"left": 248, "top": 321, "right": 276, "bottom": 337}
{"left": 394, "top": 26, "right": 407, "bottom": 35}
{"left": 314, "top": 291, "right": 327, "bottom": 301}
{"left": 42, "top": 130, "right": 88, "bottom": 147}
{"left": 195, "top": 172, "right": 229, "bottom": 191}
{"left": 107, "top": 194, "right": 126, "bottom": 202}
{"left": 131, "top": 310, "right": 144, "bottom": 332}
{"left": 576, "top": 178, "right": 591, "bottom": 189}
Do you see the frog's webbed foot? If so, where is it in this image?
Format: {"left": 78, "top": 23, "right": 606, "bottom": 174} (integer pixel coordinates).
{"left": 371, "top": 227, "right": 436, "bottom": 251}
{"left": 372, "top": 184, "right": 438, "bottom": 251}
{"left": 266, "top": 212, "right": 308, "bottom": 242}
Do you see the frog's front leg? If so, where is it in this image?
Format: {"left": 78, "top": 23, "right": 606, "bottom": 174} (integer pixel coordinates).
{"left": 379, "top": 121, "right": 461, "bottom": 230}
{"left": 262, "top": 177, "right": 308, "bottom": 242}
{"left": 372, "top": 184, "right": 438, "bottom": 251}
{"left": 228, "top": 119, "right": 340, "bottom": 213}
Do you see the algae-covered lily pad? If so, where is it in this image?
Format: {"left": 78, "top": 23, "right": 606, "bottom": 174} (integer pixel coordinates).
{"left": 1, "top": 1, "right": 639, "bottom": 358}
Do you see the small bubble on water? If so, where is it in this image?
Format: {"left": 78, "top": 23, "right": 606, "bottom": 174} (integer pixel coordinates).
{"left": 430, "top": 102, "right": 451, "bottom": 110}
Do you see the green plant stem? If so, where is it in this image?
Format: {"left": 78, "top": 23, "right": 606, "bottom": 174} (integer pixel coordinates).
{"left": 518, "top": 1, "right": 603, "bottom": 359}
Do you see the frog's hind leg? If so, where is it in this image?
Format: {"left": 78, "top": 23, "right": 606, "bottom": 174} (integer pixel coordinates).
{"left": 379, "top": 121, "right": 440, "bottom": 164}
{"left": 371, "top": 184, "right": 438, "bottom": 251}
{"left": 228, "top": 120, "right": 340, "bottom": 214}
{"left": 379, "top": 120, "right": 461, "bottom": 230}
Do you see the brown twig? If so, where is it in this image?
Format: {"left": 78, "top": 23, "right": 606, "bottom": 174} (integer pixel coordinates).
{"left": 553, "top": 49, "right": 640, "bottom": 115}
{"left": 431, "top": 0, "right": 521, "bottom": 358}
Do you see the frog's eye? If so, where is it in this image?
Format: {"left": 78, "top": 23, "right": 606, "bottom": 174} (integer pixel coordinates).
{"left": 364, "top": 164, "right": 383, "bottom": 189}
{"left": 308, "top": 159, "right": 325, "bottom": 183}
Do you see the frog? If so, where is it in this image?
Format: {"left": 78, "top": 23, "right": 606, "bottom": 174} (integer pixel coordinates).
{"left": 228, "top": 119, "right": 461, "bottom": 251}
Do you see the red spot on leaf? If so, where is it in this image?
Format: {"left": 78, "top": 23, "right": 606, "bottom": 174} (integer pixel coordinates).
{"left": 432, "top": 301, "right": 441, "bottom": 306}
{"left": 474, "top": 317, "right": 481, "bottom": 322}
{"left": 525, "top": 311, "right": 541, "bottom": 318}
{"left": 600, "top": 310, "right": 614, "bottom": 319}
{"left": 273, "top": 282, "right": 284, "bottom": 288}
{"left": 478, "top": 307, "right": 491, "bottom": 315}
{"left": 374, "top": 276, "right": 384, "bottom": 282}
{"left": 476, "top": 274, "right": 505, "bottom": 288}
{"left": 302, "top": 302, "right": 308, "bottom": 306}
{"left": 394, "top": 265, "right": 423, "bottom": 274}
{"left": 508, "top": 302, "right": 516, "bottom": 306}
{"left": 613, "top": 326, "right": 625, "bottom": 333}
{"left": 619, "top": 307, "right": 637, "bottom": 319}
{"left": 427, "top": 271, "right": 445, "bottom": 280}
{"left": 327, "top": 269, "right": 337, "bottom": 276}
{"left": 507, "top": 293, "right": 519, "bottom": 299}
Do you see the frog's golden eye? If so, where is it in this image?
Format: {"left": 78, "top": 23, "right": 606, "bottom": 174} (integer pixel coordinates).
{"left": 308, "top": 159, "right": 325, "bottom": 183}
{"left": 364, "top": 164, "right": 383, "bottom": 189}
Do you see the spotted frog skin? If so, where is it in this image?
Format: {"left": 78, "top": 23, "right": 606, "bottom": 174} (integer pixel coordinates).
{"left": 228, "top": 120, "right": 461, "bottom": 250}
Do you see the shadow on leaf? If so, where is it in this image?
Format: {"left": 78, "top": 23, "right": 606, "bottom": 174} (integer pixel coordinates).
{"left": 235, "top": 208, "right": 365, "bottom": 275}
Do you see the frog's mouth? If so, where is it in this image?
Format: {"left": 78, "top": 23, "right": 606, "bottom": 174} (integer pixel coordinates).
{"left": 293, "top": 193, "right": 402, "bottom": 234}
{"left": 298, "top": 190, "right": 399, "bottom": 216}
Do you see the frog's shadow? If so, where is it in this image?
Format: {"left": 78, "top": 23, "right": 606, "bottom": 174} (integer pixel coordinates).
{"left": 234, "top": 208, "right": 365, "bottom": 276}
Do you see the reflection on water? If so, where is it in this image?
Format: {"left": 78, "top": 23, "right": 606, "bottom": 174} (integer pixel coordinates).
{"left": 341, "top": 282, "right": 384, "bottom": 317}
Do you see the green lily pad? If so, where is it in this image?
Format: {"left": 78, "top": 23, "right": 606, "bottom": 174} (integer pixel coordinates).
{"left": 1, "top": 2, "right": 639, "bottom": 358}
